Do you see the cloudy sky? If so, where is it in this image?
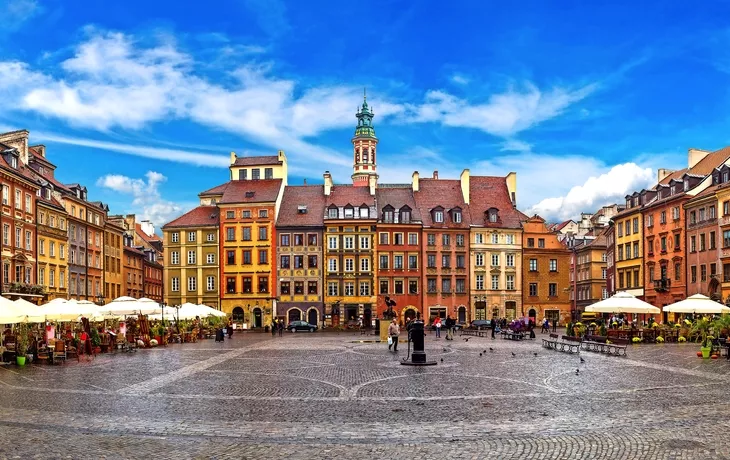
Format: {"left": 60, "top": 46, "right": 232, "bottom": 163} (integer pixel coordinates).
{"left": 1, "top": 0, "right": 728, "bottom": 225}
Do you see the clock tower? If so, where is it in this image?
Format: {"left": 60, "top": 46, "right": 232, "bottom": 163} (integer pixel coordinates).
{"left": 351, "top": 92, "right": 379, "bottom": 187}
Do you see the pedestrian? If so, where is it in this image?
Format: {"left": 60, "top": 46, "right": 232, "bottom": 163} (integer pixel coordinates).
{"left": 388, "top": 318, "right": 400, "bottom": 352}
{"left": 271, "top": 319, "right": 277, "bottom": 337}
{"left": 278, "top": 319, "right": 284, "bottom": 336}
{"left": 434, "top": 316, "right": 442, "bottom": 338}
{"left": 491, "top": 318, "right": 496, "bottom": 339}
{"left": 226, "top": 320, "right": 233, "bottom": 339}
{"left": 541, "top": 318, "right": 549, "bottom": 334}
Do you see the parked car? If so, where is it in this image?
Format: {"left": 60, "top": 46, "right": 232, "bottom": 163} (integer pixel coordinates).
{"left": 470, "top": 319, "right": 492, "bottom": 330}
{"left": 287, "top": 321, "right": 318, "bottom": 332}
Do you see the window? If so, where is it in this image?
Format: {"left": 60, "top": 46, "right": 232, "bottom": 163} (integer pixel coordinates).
{"left": 646, "top": 214, "right": 654, "bottom": 227}
{"left": 491, "top": 275, "right": 499, "bottom": 290}
{"left": 380, "top": 255, "right": 389, "bottom": 269}
{"left": 491, "top": 253, "right": 499, "bottom": 266}
{"left": 538, "top": 238, "right": 545, "bottom": 248}
{"left": 700, "top": 234, "right": 706, "bottom": 251}
{"left": 505, "top": 234, "right": 514, "bottom": 244}
{"left": 308, "top": 281, "right": 317, "bottom": 295}
{"left": 504, "top": 254, "right": 514, "bottom": 267}
{"left": 427, "top": 254, "right": 436, "bottom": 268}
{"left": 661, "top": 236, "right": 667, "bottom": 252}
{"left": 281, "top": 234, "right": 290, "bottom": 246}
{"left": 345, "top": 258, "right": 354, "bottom": 272}
{"left": 265, "top": 168, "right": 273, "bottom": 179}
{"left": 441, "top": 254, "right": 450, "bottom": 268}
{"left": 39, "top": 238, "right": 45, "bottom": 255}
{"left": 456, "top": 254, "right": 465, "bottom": 268}
{"left": 207, "top": 276, "right": 215, "bottom": 291}
{"left": 456, "top": 234, "right": 465, "bottom": 246}
{"left": 328, "top": 208, "right": 338, "bottom": 218}
{"left": 442, "top": 234, "right": 450, "bottom": 246}
{"left": 251, "top": 169, "right": 260, "bottom": 180}
{"left": 259, "top": 249, "right": 268, "bottom": 264}
{"left": 393, "top": 280, "right": 403, "bottom": 294}
{"left": 394, "top": 233, "right": 404, "bottom": 245}
{"left": 660, "top": 211, "right": 666, "bottom": 224}
{"left": 308, "top": 234, "right": 317, "bottom": 246}
{"left": 453, "top": 211, "right": 462, "bottom": 223}
{"left": 427, "top": 234, "right": 436, "bottom": 246}
{"left": 328, "top": 282, "right": 339, "bottom": 296}
{"left": 506, "top": 275, "right": 514, "bottom": 290}
{"left": 242, "top": 210, "right": 251, "bottom": 218}
{"left": 690, "top": 236, "right": 696, "bottom": 252}
{"left": 427, "top": 278, "right": 437, "bottom": 293}
{"left": 625, "top": 245, "right": 630, "bottom": 260}
{"left": 171, "top": 251, "right": 180, "bottom": 265}
{"left": 187, "top": 276, "right": 197, "bottom": 291}
{"left": 15, "top": 228, "right": 21, "bottom": 247}
{"left": 243, "top": 277, "right": 252, "bottom": 293}
{"left": 379, "top": 280, "right": 389, "bottom": 294}
{"left": 258, "top": 227, "right": 267, "bottom": 240}
{"left": 441, "top": 278, "right": 451, "bottom": 293}
{"left": 724, "top": 230, "right": 730, "bottom": 248}
{"left": 527, "top": 238, "right": 535, "bottom": 247}
{"left": 408, "top": 233, "right": 418, "bottom": 245}
{"left": 281, "top": 255, "right": 290, "bottom": 269}
{"left": 408, "top": 255, "right": 418, "bottom": 269}
{"left": 207, "top": 253, "right": 215, "bottom": 264}
{"left": 379, "top": 232, "right": 389, "bottom": 245}
{"left": 409, "top": 279, "right": 418, "bottom": 294}
{"left": 434, "top": 211, "right": 443, "bottom": 223}
{"left": 691, "top": 265, "right": 697, "bottom": 283}
{"left": 394, "top": 255, "right": 404, "bottom": 269}
{"left": 675, "top": 262, "right": 681, "bottom": 281}
{"left": 360, "top": 236, "right": 370, "bottom": 249}
{"left": 188, "top": 231, "right": 196, "bottom": 242}
{"left": 549, "top": 283, "right": 557, "bottom": 297}
{"left": 344, "top": 282, "right": 354, "bottom": 296}
{"left": 476, "top": 275, "right": 484, "bottom": 290}
{"left": 187, "top": 250, "right": 196, "bottom": 265}
{"left": 710, "top": 231, "right": 716, "bottom": 249}
{"left": 39, "top": 267, "right": 45, "bottom": 285}
{"left": 242, "top": 250, "right": 252, "bottom": 264}
{"left": 25, "top": 231, "right": 31, "bottom": 250}
{"left": 308, "top": 255, "right": 318, "bottom": 268}
{"left": 475, "top": 253, "right": 484, "bottom": 266}
{"left": 226, "top": 211, "right": 234, "bottom": 219}
{"left": 491, "top": 233, "right": 499, "bottom": 244}
{"left": 328, "top": 236, "right": 338, "bottom": 250}
{"left": 49, "top": 269, "right": 55, "bottom": 287}
{"left": 602, "top": 268, "right": 607, "bottom": 279}
{"left": 328, "top": 259, "right": 337, "bottom": 272}
{"left": 529, "top": 259, "right": 537, "bottom": 271}
{"left": 50, "top": 241, "right": 55, "bottom": 257}
{"left": 14, "top": 189, "right": 20, "bottom": 209}
{"left": 456, "top": 278, "right": 466, "bottom": 293}
{"left": 633, "top": 217, "right": 639, "bottom": 233}
{"left": 344, "top": 236, "right": 354, "bottom": 249}
{"left": 259, "top": 209, "right": 268, "bottom": 218}
{"left": 359, "top": 282, "right": 370, "bottom": 296}
{"left": 1, "top": 185, "right": 6, "bottom": 205}
{"left": 360, "top": 258, "right": 370, "bottom": 272}
{"left": 475, "top": 233, "right": 484, "bottom": 244}
{"left": 171, "top": 277, "right": 180, "bottom": 292}
{"left": 529, "top": 283, "right": 537, "bottom": 296}
{"left": 401, "top": 210, "right": 411, "bottom": 223}
{"left": 226, "top": 228, "right": 235, "bottom": 241}
{"left": 2, "top": 224, "right": 7, "bottom": 246}
{"left": 258, "top": 276, "right": 268, "bottom": 293}
{"left": 710, "top": 205, "right": 716, "bottom": 219}
{"left": 280, "top": 281, "right": 290, "bottom": 295}
{"left": 227, "top": 251, "right": 235, "bottom": 265}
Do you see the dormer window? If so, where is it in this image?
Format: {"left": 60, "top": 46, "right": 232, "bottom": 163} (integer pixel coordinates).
{"left": 328, "top": 207, "right": 338, "bottom": 218}
{"left": 487, "top": 208, "right": 499, "bottom": 223}
{"left": 360, "top": 205, "right": 370, "bottom": 219}
{"left": 344, "top": 206, "right": 354, "bottom": 218}
{"left": 626, "top": 199, "right": 631, "bottom": 208}
{"left": 670, "top": 184, "right": 676, "bottom": 195}
{"left": 683, "top": 179, "right": 689, "bottom": 191}
{"left": 383, "top": 205, "right": 394, "bottom": 223}
{"left": 453, "top": 210, "right": 462, "bottom": 223}
{"left": 434, "top": 211, "right": 444, "bottom": 223}
{"left": 400, "top": 209, "right": 410, "bottom": 224}
{"left": 9, "top": 157, "right": 17, "bottom": 169}
{"left": 724, "top": 172, "right": 729, "bottom": 183}
{"left": 44, "top": 188, "right": 50, "bottom": 200}
{"left": 633, "top": 198, "right": 638, "bottom": 207}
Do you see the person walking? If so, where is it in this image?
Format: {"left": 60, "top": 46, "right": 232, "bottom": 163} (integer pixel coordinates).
{"left": 271, "top": 319, "right": 277, "bottom": 337}
{"left": 541, "top": 318, "right": 549, "bottom": 334}
{"left": 226, "top": 320, "right": 234, "bottom": 339}
{"left": 388, "top": 318, "right": 400, "bottom": 352}
{"left": 491, "top": 318, "right": 496, "bottom": 339}
{"left": 434, "top": 316, "right": 442, "bottom": 338}
{"left": 278, "top": 319, "right": 284, "bottom": 337}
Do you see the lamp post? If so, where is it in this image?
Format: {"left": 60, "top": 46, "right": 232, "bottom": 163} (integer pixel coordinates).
{"left": 160, "top": 301, "right": 167, "bottom": 326}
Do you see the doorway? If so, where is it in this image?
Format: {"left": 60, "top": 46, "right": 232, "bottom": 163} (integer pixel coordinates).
{"left": 457, "top": 306, "right": 466, "bottom": 324}
{"left": 308, "top": 308, "right": 319, "bottom": 326}
{"left": 288, "top": 308, "right": 301, "bottom": 324}
{"left": 345, "top": 305, "right": 358, "bottom": 322}
{"left": 505, "top": 301, "right": 517, "bottom": 320}
{"left": 475, "top": 301, "right": 486, "bottom": 320}
{"left": 403, "top": 307, "right": 417, "bottom": 323}
{"left": 528, "top": 308, "right": 537, "bottom": 326}
{"left": 363, "top": 308, "right": 372, "bottom": 328}
{"left": 232, "top": 307, "right": 244, "bottom": 323}
{"left": 429, "top": 307, "right": 446, "bottom": 322}
{"left": 253, "top": 308, "right": 262, "bottom": 328}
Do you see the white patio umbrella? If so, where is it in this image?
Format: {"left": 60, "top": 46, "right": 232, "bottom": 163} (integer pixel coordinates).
{"left": 197, "top": 304, "right": 227, "bottom": 317}
{"left": 0, "top": 296, "right": 26, "bottom": 324}
{"left": 585, "top": 291, "right": 661, "bottom": 314}
{"left": 12, "top": 298, "right": 45, "bottom": 323}
{"left": 103, "top": 297, "right": 160, "bottom": 316}
{"left": 663, "top": 294, "right": 730, "bottom": 314}
{"left": 41, "top": 298, "right": 97, "bottom": 321}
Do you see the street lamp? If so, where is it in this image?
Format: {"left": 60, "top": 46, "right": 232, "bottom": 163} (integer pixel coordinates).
{"left": 160, "top": 301, "right": 167, "bottom": 326}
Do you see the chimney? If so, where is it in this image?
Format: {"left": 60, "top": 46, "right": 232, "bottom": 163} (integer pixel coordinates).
{"left": 505, "top": 172, "right": 517, "bottom": 207}
{"left": 323, "top": 171, "right": 333, "bottom": 196}
{"left": 0, "top": 130, "right": 29, "bottom": 165}
{"left": 460, "top": 169, "right": 470, "bottom": 204}
{"left": 368, "top": 174, "right": 377, "bottom": 196}
{"left": 278, "top": 149, "right": 286, "bottom": 162}
{"left": 230, "top": 151, "right": 237, "bottom": 165}
{"left": 30, "top": 144, "right": 45, "bottom": 157}
{"left": 657, "top": 168, "right": 674, "bottom": 183}
{"left": 411, "top": 171, "right": 420, "bottom": 192}
{"left": 433, "top": 170, "right": 439, "bottom": 179}
{"left": 688, "top": 148, "right": 710, "bottom": 169}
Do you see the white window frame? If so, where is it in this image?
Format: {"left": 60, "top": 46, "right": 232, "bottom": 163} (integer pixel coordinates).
{"left": 171, "top": 277, "right": 180, "bottom": 292}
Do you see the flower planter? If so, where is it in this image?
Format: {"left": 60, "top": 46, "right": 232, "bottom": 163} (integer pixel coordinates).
{"left": 701, "top": 346, "right": 712, "bottom": 359}
{"left": 16, "top": 356, "right": 26, "bottom": 366}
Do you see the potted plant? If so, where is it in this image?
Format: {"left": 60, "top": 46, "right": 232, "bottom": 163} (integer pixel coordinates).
{"left": 14, "top": 323, "right": 29, "bottom": 366}
{"left": 690, "top": 319, "right": 713, "bottom": 359}
{"left": 90, "top": 328, "right": 101, "bottom": 354}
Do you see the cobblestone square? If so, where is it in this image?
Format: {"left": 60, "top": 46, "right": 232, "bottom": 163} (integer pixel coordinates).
{"left": 1, "top": 332, "right": 729, "bottom": 459}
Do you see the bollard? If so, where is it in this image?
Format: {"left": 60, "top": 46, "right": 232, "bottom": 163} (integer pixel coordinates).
{"left": 401, "top": 319, "right": 436, "bottom": 366}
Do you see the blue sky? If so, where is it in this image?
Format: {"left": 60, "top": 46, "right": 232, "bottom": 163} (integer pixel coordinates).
{"left": 1, "top": 0, "right": 730, "bottom": 225}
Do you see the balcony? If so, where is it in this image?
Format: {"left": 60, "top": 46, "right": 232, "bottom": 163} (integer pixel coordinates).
{"left": 722, "top": 247, "right": 730, "bottom": 259}
{"left": 653, "top": 278, "right": 671, "bottom": 292}
{"left": 721, "top": 215, "right": 730, "bottom": 227}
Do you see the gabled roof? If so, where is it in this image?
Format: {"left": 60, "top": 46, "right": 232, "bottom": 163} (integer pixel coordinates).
{"left": 375, "top": 186, "right": 422, "bottom": 223}
{"left": 199, "top": 182, "right": 230, "bottom": 196}
{"left": 219, "top": 179, "right": 283, "bottom": 204}
{"left": 136, "top": 223, "right": 161, "bottom": 243}
{"left": 0, "top": 142, "right": 42, "bottom": 186}
{"left": 468, "top": 176, "right": 523, "bottom": 229}
{"left": 276, "top": 185, "right": 326, "bottom": 227}
{"left": 324, "top": 185, "right": 375, "bottom": 208}
{"left": 555, "top": 220, "right": 574, "bottom": 231}
{"left": 163, "top": 206, "right": 219, "bottom": 228}
{"left": 413, "top": 179, "right": 470, "bottom": 228}
{"left": 232, "top": 156, "right": 282, "bottom": 166}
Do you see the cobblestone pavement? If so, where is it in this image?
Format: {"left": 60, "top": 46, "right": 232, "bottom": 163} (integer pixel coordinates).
{"left": 1, "top": 331, "right": 730, "bottom": 459}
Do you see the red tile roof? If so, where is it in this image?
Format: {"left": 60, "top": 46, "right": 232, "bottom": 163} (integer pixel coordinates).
{"left": 375, "top": 186, "right": 422, "bottom": 222}
{"left": 0, "top": 142, "right": 42, "bottom": 186}
{"left": 124, "top": 245, "right": 146, "bottom": 257}
{"left": 276, "top": 185, "right": 326, "bottom": 227}
{"left": 324, "top": 185, "right": 375, "bottom": 208}
{"left": 413, "top": 179, "right": 470, "bottom": 228}
{"left": 219, "top": 179, "right": 283, "bottom": 204}
{"left": 136, "top": 223, "right": 162, "bottom": 242}
{"left": 199, "top": 182, "right": 230, "bottom": 196}
{"left": 232, "top": 156, "right": 282, "bottom": 166}
{"left": 163, "top": 206, "right": 219, "bottom": 228}
{"left": 555, "top": 220, "right": 574, "bottom": 231}
{"left": 468, "top": 176, "right": 523, "bottom": 229}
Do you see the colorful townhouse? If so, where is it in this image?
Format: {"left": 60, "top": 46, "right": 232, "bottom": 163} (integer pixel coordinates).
{"left": 469, "top": 173, "right": 524, "bottom": 322}
{"left": 275, "top": 185, "right": 326, "bottom": 326}
{"left": 522, "top": 215, "right": 572, "bottom": 326}
{"left": 613, "top": 194, "right": 645, "bottom": 299}
{"left": 375, "top": 186, "right": 422, "bottom": 324}
{"left": 103, "top": 219, "right": 124, "bottom": 302}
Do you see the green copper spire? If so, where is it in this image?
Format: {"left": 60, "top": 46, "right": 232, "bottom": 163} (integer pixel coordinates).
{"left": 355, "top": 89, "right": 376, "bottom": 138}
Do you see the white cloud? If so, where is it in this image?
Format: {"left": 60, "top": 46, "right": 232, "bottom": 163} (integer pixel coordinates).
{"left": 525, "top": 162, "right": 655, "bottom": 221}
{"left": 0, "top": 0, "right": 42, "bottom": 31}
{"left": 450, "top": 74, "right": 470, "bottom": 85}
{"left": 96, "top": 171, "right": 183, "bottom": 225}
{"left": 401, "top": 83, "right": 597, "bottom": 137}
{"left": 500, "top": 140, "right": 532, "bottom": 153}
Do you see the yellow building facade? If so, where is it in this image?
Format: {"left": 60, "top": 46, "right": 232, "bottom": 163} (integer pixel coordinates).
{"left": 163, "top": 206, "right": 221, "bottom": 310}
{"left": 103, "top": 221, "right": 124, "bottom": 302}
{"left": 614, "top": 199, "right": 644, "bottom": 298}
{"left": 36, "top": 197, "right": 68, "bottom": 300}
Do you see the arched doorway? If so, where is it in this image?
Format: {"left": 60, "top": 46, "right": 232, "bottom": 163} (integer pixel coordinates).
{"left": 457, "top": 306, "right": 466, "bottom": 324}
{"left": 288, "top": 308, "right": 302, "bottom": 324}
{"left": 363, "top": 307, "right": 372, "bottom": 328}
{"left": 528, "top": 308, "right": 537, "bottom": 326}
{"left": 307, "top": 308, "right": 318, "bottom": 326}
{"left": 232, "top": 307, "right": 244, "bottom": 323}
{"left": 505, "top": 301, "right": 517, "bottom": 320}
{"left": 492, "top": 307, "right": 500, "bottom": 319}
{"left": 331, "top": 305, "right": 340, "bottom": 327}
{"left": 403, "top": 307, "right": 417, "bottom": 323}
{"left": 252, "top": 308, "right": 262, "bottom": 328}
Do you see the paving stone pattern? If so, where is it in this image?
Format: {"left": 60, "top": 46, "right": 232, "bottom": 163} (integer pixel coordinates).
{"left": 0, "top": 331, "right": 729, "bottom": 459}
